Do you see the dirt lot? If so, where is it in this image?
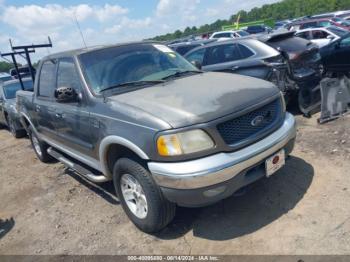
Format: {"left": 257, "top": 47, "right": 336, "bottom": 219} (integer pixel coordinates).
{"left": 0, "top": 113, "right": 350, "bottom": 255}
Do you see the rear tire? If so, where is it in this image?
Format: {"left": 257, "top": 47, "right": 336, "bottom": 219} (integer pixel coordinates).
{"left": 28, "top": 126, "right": 53, "bottom": 163}
{"left": 8, "top": 117, "right": 26, "bottom": 138}
{"left": 113, "top": 158, "right": 176, "bottom": 233}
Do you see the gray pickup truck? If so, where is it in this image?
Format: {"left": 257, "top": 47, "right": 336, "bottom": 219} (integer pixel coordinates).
{"left": 17, "top": 42, "right": 296, "bottom": 233}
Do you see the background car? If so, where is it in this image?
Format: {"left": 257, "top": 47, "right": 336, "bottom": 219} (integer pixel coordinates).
{"left": 209, "top": 30, "right": 250, "bottom": 40}
{"left": 183, "top": 38, "right": 293, "bottom": 99}
{"left": 292, "top": 18, "right": 350, "bottom": 31}
{"left": 245, "top": 25, "right": 272, "bottom": 34}
{"left": 319, "top": 32, "right": 350, "bottom": 75}
{"left": 168, "top": 39, "right": 217, "bottom": 55}
{"left": 0, "top": 78, "right": 33, "bottom": 138}
{"left": 0, "top": 72, "right": 12, "bottom": 83}
{"left": 295, "top": 26, "right": 349, "bottom": 48}
{"left": 258, "top": 31, "right": 323, "bottom": 115}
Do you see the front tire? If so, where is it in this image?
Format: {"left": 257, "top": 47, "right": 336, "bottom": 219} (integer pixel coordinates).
{"left": 28, "top": 126, "right": 53, "bottom": 163}
{"left": 113, "top": 158, "right": 176, "bottom": 233}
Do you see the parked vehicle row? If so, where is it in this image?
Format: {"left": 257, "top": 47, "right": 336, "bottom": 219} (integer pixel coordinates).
{"left": 1, "top": 9, "right": 349, "bottom": 235}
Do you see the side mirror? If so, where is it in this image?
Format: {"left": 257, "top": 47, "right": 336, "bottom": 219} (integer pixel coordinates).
{"left": 191, "top": 60, "right": 202, "bottom": 70}
{"left": 54, "top": 86, "right": 79, "bottom": 103}
{"left": 327, "top": 35, "right": 335, "bottom": 40}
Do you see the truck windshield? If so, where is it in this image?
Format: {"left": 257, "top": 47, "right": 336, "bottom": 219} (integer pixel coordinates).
{"left": 79, "top": 44, "right": 199, "bottom": 93}
{"left": 3, "top": 80, "right": 33, "bottom": 99}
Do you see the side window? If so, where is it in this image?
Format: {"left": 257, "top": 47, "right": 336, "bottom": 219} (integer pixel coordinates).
{"left": 296, "top": 31, "right": 311, "bottom": 40}
{"left": 176, "top": 45, "right": 199, "bottom": 55}
{"left": 57, "top": 58, "right": 82, "bottom": 92}
{"left": 185, "top": 48, "right": 205, "bottom": 64}
{"left": 319, "top": 21, "right": 331, "bottom": 27}
{"left": 237, "top": 44, "right": 254, "bottom": 58}
{"left": 311, "top": 30, "right": 329, "bottom": 39}
{"left": 213, "top": 33, "right": 230, "bottom": 38}
{"left": 38, "top": 60, "right": 57, "bottom": 98}
{"left": 340, "top": 36, "right": 350, "bottom": 47}
{"left": 301, "top": 22, "right": 317, "bottom": 29}
{"left": 205, "top": 44, "right": 241, "bottom": 65}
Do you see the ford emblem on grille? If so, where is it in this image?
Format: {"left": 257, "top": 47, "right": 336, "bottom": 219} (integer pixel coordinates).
{"left": 251, "top": 115, "right": 265, "bottom": 127}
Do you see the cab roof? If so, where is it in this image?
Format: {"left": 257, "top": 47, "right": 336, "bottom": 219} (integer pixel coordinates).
{"left": 41, "top": 41, "right": 160, "bottom": 61}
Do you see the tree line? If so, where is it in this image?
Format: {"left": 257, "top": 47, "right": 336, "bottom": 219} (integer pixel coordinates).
{"left": 152, "top": 0, "right": 350, "bottom": 41}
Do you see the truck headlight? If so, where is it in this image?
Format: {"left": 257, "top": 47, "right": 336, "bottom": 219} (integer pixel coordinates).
{"left": 157, "top": 129, "right": 214, "bottom": 156}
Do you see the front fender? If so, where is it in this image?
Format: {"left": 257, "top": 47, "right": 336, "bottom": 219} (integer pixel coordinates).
{"left": 99, "top": 136, "right": 150, "bottom": 177}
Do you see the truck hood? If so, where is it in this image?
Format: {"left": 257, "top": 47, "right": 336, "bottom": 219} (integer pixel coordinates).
{"left": 108, "top": 72, "right": 279, "bottom": 128}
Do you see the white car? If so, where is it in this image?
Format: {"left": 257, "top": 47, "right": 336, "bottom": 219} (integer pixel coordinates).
{"left": 209, "top": 30, "right": 250, "bottom": 40}
{"left": 295, "top": 26, "right": 349, "bottom": 48}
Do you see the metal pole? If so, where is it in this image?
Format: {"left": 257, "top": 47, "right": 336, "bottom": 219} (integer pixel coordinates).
{"left": 23, "top": 48, "right": 35, "bottom": 83}
{"left": 11, "top": 54, "right": 24, "bottom": 90}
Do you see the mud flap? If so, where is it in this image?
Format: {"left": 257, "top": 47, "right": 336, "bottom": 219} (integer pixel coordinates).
{"left": 319, "top": 76, "right": 350, "bottom": 124}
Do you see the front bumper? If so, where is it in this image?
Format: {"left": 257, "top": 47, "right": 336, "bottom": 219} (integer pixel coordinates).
{"left": 148, "top": 112, "right": 296, "bottom": 207}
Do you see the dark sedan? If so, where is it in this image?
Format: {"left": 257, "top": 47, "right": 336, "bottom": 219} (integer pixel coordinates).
{"left": 320, "top": 32, "right": 350, "bottom": 75}
{"left": 0, "top": 78, "right": 33, "bottom": 138}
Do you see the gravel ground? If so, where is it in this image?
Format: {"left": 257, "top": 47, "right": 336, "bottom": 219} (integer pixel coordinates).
{"left": 0, "top": 113, "right": 349, "bottom": 255}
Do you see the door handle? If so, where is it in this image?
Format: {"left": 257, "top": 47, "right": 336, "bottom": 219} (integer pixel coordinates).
{"left": 35, "top": 105, "right": 41, "bottom": 112}
{"left": 231, "top": 66, "right": 240, "bottom": 71}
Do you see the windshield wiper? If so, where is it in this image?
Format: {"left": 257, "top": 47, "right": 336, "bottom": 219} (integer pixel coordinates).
{"left": 99, "top": 80, "right": 165, "bottom": 93}
{"left": 161, "top": 70, "right": 202, "bottom": 80}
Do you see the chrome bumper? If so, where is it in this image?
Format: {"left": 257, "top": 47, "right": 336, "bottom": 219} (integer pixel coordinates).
{"left": 148, "top": 113, "right": 296, "bottom": 190}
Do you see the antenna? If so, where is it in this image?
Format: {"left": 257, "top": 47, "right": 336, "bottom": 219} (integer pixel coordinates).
{"left": 73, "top": 12, "right": 87, "bottom": 48}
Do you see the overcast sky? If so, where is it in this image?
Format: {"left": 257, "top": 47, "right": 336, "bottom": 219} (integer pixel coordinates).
{"left": 0, "top": 0, "right": 280, "bottom": 62}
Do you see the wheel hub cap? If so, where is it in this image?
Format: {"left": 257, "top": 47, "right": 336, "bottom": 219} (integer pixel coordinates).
{"left": 120, "top": 174, "right": 148, "bottom": 219}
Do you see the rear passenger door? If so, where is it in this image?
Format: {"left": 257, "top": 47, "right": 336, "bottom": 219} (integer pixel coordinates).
{"left": 35, "top": 59, "right": 59, "bottom": 140}
{"left": 53, "top": 57, "right": 93, "bottom": 157}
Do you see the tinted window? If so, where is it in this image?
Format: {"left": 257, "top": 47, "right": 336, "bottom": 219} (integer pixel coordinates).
{"left": 205, "top": 44, "right": 241, "bottom": 65}
{"left": 38, "top": 60, "right": 57, "bottom": 98}
{"left": 3, "top": 80, "right": 33, "bottom": 99}
{"left": 57, "top": 58, "right": 81, "bottom": 91}
{"left": 340, "top": 36, "right": 350, "bottom": 47}
{"left": 301, "top": 22, "right": 318, "bottom": 29}
{"left": 296, "top": 31, "right": 311, "bottom": 40}
{"left": 213, "top": 33, "right": 232, "bottom": 38}
{"left": 319, "top": 21, "right": 332, "bottom": 27}
{"left": 175, "top": 44, "right": 200, "bottom": 55}
{"left": 238, "top": 44, "right": 254, "bottom": 58}
{"left": 236, "top": 30, "right": 249, "bottom": 36}
{"left": 311, "top": 30, "right": 329, "bottom": 39}
{"left": 185, "top": 48, "right": 206, "bottom": 64}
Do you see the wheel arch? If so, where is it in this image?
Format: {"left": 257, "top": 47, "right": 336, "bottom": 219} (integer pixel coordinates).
{"left": 99, "top": 136, "right": 150, "bottom": 178}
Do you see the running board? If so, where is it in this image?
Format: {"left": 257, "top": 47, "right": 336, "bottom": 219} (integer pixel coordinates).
{"left": 47, "top": 147, "right": 109, "bottom": 183}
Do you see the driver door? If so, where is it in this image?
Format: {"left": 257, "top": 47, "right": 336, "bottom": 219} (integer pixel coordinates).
{"left": 53, "top": 57, "right": 93, "bottom": 157}
{"left": 334, "top": 36, "right": 350, "bottom": 72}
